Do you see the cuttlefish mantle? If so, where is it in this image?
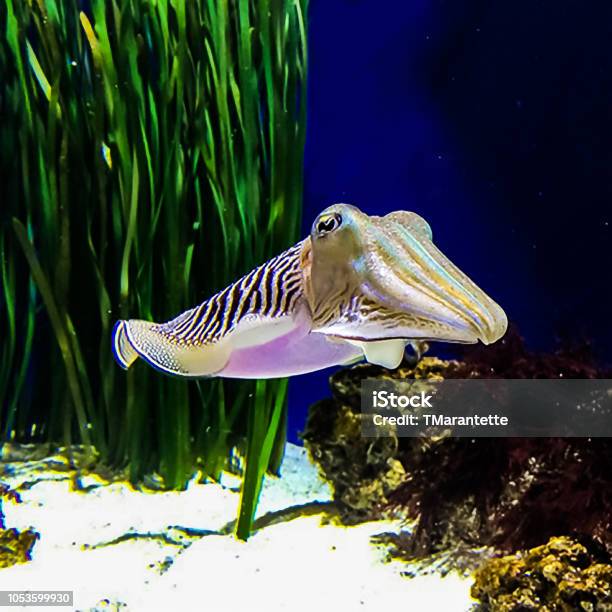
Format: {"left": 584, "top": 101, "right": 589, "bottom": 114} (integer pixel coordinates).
{"left": 112, "top": 204, "right": 508, "bottom": 378}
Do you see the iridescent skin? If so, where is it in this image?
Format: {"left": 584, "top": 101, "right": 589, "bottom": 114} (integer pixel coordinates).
{"left": 112, "top": 204, "right": 507, "bottom": 378}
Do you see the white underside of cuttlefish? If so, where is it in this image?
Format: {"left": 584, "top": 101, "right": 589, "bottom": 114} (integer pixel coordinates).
{"left": 112, "top": 204, "right": 508, "bottom": 378}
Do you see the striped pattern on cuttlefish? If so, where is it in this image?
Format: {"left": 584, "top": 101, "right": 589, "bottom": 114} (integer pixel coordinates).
{"left": 112, "top": 204, "right": 508, "bottom": 378}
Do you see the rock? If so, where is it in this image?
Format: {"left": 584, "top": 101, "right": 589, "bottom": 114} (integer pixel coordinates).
{"left": 0, "top": 527, "right": 39, "bottom": 568}
{"left": 0, "top": 482, "right": 40, "bottom": 567}
{"left": 471, "top": 536, "right": 612, "bottom": 611}
{"left": 303, "top": 327, "right": 612, "bottom": 572}
{"left": 302, "top": 397, "right": 404, "bottom": 522}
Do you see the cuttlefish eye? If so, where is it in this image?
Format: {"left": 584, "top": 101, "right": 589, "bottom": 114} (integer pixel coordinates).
{"left": 315, "top": 213, "right": 342, "bottom": 236}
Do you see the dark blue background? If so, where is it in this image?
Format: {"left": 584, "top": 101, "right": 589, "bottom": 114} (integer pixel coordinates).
{"left": 287, "top": 0, "right": 612, "bottom": 443}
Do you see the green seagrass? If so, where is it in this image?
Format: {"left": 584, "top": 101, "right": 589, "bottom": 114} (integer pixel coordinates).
{"left": 0, "top": 0, "right": 308, "bottom": 539}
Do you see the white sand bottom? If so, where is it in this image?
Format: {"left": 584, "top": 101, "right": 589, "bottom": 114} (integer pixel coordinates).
{"left": 0, "top": 444, "right": 474, "bottom": 611}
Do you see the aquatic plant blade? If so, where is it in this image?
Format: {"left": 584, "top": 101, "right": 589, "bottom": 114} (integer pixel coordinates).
{"left": 0, "top": 0, "right": 309, "bottom": 539}
{"left": 11, "top": 218, "right": 92, "bottom": 451}
{"left": 236, "top": 379, "right": 287, "bottom": 540}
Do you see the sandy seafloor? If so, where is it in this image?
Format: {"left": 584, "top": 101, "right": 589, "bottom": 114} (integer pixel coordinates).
{"left": 0, "top": 444, "right": 473, "bottom": 611}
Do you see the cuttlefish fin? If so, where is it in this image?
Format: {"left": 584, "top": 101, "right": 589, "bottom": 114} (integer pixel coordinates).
{"left": 112, "top": 320, "right": 138, "bottom": 370}
{"left": 346, "top": 338, "right": 407, "bottom": 369}
{"left": 113, "top": 310, "right": 347, "bottom": 378}
{"left": 112, "top": 318, "right": 232, "bottom": 377}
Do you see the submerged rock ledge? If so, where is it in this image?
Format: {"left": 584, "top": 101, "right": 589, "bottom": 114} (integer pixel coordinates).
{"left": 302, "top": 328, "right": 612, "bottom": 588}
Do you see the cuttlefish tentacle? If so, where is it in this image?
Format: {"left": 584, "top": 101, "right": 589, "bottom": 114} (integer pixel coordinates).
{"left": 306, "top": 205, "right": 507, "bottom": 348}
{"left": 371, "top": 210, "right": 506, "bottom": 342}
{"left": 113, "top": 203, "right": 508, "bottom": 378}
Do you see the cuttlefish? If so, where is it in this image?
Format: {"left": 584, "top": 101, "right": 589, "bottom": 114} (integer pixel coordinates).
{"left": 112, "top": 204, "right": 507, "bottom": 378}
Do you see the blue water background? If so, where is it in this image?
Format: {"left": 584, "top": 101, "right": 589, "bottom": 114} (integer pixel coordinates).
{"left": 287, "top": 0, "right": 612, "bottom": 443}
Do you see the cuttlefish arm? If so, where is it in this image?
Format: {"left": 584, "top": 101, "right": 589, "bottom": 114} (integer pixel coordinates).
{"left": 112, "top": 203, "right": 508, "bottom": 378}
{"left": 112, "top": 241, "right": 362, "bottom": 378}
{"left": 303, "top": 204, "right": 507, "bottom": 369}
